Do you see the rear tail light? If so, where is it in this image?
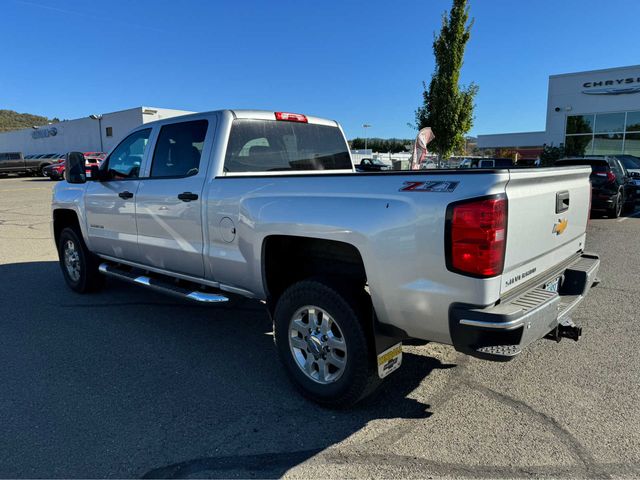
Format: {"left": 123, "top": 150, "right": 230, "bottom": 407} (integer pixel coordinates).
{"left": 595, "top": 171, "right": 616, "bottom": 182}
{"left": 445, "top": 195, "right": 508, "bottom": 278}
{"left": 275, "top": 112, "right": 308, "bottom": 123}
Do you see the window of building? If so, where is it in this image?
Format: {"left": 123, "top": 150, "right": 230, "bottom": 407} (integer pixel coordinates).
{"left": 150, "top": 120, "right": 208, "bottom": 178}
{"left": 593, "top": 133, "right": 623, "bottom": 155}
{"left": 106, "top": 126, "right": 113, "bottom": 137}
{"left": 626, "top": 111, "right": 640, "bottom": 132}
{"left": 565, "top": 135, "right": 594, "bottom": 156}
{"left": 594, "top": 113, "right": 625, "bottom": 134}
{"left": 565, "top": 110, "right": 640, "bottom": 157}
{"left": 624, "top": 132, "right": 640, "bottom": 156}
{"left": 566, "top": 115, "right": 594, "bottom": 134}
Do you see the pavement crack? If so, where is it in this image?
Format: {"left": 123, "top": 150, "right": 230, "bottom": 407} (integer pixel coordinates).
{"left": 463, "top": 379, "right": 609, "bottom": 479}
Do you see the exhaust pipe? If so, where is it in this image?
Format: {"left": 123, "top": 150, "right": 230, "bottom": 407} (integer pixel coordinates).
{"left": 545, "top": 318, "right": 582, "bottom": 342}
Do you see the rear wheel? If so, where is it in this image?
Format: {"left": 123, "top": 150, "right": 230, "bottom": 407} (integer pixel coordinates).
{"left": 57, "top": 227, "right": 104, "bottom": 293}
{"left": 608, "top": 192, "right": 623, "bottom": 218}
{"left": 622, "top": 193, "right": 635, "bottom": 214}
{"left": 273, "top": 280, "right": 380, "bottom": 408}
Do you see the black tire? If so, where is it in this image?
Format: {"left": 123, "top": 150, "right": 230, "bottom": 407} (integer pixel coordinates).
{"left": 607, "top": 192, "right": 622, "bottom": 218}
{"left": 622, "top": 195, "right": 635, "bottom": 214}
{"left": 273, "top": 279, "right": 380, "bottom": 408}
{"left": 57, "top": 227, "right": 104, "bottom": 293}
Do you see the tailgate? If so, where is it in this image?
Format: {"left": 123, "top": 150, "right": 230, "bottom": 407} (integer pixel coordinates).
{"left": 501, "top": 166, "right": 591, "bottom": 295}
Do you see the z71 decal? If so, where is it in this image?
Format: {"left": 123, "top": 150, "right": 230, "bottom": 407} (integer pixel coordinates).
{"left": 400, "top": 180, "right": 459, "bottom": 192}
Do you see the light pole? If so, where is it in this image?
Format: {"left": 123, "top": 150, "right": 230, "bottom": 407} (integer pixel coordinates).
{"left": 363, "top": 124, "right": 372, "bottom": 151}
{"left": 90, "top": 114, "right": 104, "bottom": 151}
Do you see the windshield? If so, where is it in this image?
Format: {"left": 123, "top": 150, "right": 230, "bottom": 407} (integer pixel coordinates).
{"left": 619, "top": 156, "right": 640, "bottom": 169}
{"left": 224, "top": 119, "right": 352, "bottom": 173}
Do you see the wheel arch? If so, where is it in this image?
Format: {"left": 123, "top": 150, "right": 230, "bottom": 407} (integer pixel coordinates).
{"left": 261, "top": 235, "right": 367, "bottom": 309}
{"left": 53, "top": 209, "right": 81, "bottom": 248}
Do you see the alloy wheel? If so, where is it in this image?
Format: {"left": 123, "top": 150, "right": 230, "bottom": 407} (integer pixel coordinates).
{"left": 63, "top": 239, "right": 81, "bottom": 282}
{"left": 288, "top": 305, "right": 348, "bottom": 384}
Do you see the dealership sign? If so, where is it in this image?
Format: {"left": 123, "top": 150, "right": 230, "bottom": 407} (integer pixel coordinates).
{"left": 582, "top": 77, "right": 640, "bottom": 95}
{"left": 32, "top": 127, "right": 58, "bottom": 139}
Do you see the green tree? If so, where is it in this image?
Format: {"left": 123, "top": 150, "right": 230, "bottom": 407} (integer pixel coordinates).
{"left": 349, "top": 138, "right": 410, "bottom": 153}
{"left": 0, "top": 109, "right": 58, "bottom": 133}
{"left": 540, "top": 144, "right": 566, "bottom": 166}
{"left": 415, "top": 0, "right": 478, "bottom": 159}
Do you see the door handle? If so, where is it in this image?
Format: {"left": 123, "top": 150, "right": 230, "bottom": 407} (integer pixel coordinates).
{"left": 556, "top": 190, "right": 570, "bottom": 213}
{"left": 118, "top": 191, "right": 134, "bottom": 199}
{"left": 178, "top": 192, "right": 199, "bottom": 202}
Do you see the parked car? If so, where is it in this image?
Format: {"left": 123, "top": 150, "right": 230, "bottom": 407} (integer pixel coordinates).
{"left": 83, "top": 152, "right": 106, "bottom": 165}
{"left": 616, "top": 155, "right": 640, "bottom": 201}
{"left": 43, "top": 162, "right": 65, "bottom": 180}
{"left": 356, "top": 158, "right": 390, "bottom": 172}
{"left": 555, "top": 157, "right": 636, "bottom": 218}
{"left": 459, "top": 158, "right": 514, "bottom": 169}
{"left": 50, "top": 153, "right": 66, "bottom": 164}
{"left": 420, "top": 160, "right": 437, "bottom": 169}
{"left": 53, "top": 109, "right": 599, "bottom": 407}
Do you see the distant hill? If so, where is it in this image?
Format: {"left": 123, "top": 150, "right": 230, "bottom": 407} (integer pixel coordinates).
{"left": 0, "top": 109, "right": 60, "bottom": 133}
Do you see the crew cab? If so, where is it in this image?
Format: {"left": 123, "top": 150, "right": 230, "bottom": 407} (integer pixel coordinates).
{"left": 52, "top": 110, "right": 600, "bottom": 407}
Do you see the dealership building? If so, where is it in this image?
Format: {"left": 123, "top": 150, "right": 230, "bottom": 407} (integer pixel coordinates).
{"left": 0, "top": 106, "right": 192, "bottom": 156}
{"left": 478, "top": 64, "right": 640, "bottom": 160}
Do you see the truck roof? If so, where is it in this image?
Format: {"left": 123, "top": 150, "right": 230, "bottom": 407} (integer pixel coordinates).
{"left": 141, "top": 109, "right": 340, "bottom": 129}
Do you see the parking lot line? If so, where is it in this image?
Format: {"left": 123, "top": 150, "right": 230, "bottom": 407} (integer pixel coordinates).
{"left": 618, "top": 211, "right": 640, "bottom": 222}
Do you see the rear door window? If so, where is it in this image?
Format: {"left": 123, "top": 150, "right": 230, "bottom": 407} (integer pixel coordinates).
{"left": 150, "top": 120, "right": 208, "bottom": 178}
{"left": 224, "top": 119, "right": 352, "bottom": 173}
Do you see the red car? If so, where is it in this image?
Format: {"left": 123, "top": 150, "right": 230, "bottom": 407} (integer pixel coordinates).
{"left": 83, "top": 152, "right": 106, "bottom": 166}
{"left": 43, "top": 162, "right": 65, "bottom": 180}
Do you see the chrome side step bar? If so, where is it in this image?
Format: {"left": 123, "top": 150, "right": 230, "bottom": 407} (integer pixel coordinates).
{"left": 98, "top": 263, "right": 229, "bottom": 303}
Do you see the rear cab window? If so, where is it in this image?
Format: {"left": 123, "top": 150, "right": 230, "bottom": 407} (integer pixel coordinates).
{"left": 223, "top": 119, "right": 352, "bottom": 173}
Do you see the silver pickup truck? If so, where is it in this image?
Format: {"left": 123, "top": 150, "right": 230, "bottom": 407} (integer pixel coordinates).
{"left": 52, "top": 110, "right": 600, "bottom": 407}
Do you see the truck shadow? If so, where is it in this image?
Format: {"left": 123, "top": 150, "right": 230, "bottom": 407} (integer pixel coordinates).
{"left": 0, "top": 261, "right": 456, "bottom": 478}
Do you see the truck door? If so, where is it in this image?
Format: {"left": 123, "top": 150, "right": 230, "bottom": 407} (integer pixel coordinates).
{"left": 84, "top": 128, "right": 152, "bottom": 262}
{"left": 134, "top": 118, "right": 212, "bottom": 278}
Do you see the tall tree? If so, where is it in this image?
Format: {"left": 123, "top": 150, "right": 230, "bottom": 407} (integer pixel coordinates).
{"left": 415, "top": 0, "right": 478, "bottom": 159}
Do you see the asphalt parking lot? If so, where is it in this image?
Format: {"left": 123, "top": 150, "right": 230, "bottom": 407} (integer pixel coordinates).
{"left": 1, "top": 176, "right": 639, "bottom": 479}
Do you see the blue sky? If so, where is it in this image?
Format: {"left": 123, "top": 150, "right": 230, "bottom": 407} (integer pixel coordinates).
{"left": 2, "top": 0, "right": 640, "bottom": 139}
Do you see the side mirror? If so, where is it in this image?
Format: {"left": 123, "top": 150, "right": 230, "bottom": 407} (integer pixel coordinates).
{"left": 65, "top": 152, "right": 86, "bottom": 184}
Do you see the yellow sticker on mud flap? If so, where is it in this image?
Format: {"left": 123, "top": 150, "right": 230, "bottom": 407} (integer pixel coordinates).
{"left": 377, "top": 343, "right": 402, "bottom": 379}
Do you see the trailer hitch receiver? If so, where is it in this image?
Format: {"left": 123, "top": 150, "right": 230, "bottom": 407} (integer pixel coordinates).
{"left": 545, "top": 318, "right": 582, "bottom": 343}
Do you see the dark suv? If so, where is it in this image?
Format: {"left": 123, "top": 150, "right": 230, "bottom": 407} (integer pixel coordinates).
{"left": 555, "top": 157, "right": 637, "bottom": 218}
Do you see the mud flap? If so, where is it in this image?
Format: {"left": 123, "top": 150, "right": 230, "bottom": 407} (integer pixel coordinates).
{"left": 373, "top": 317, "right": 406, "bottom": 379}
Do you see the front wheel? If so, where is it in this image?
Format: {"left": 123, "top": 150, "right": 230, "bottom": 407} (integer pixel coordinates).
{"left": 273, "top": 280, "right": 380, "bottom": 408}
{"left": 57, "top": 227, "right": 104, "bottom": 293}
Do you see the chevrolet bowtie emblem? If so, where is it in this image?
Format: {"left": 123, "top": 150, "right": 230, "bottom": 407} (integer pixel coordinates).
{"left": 553, "top": 218, "right": 568, "bottom": 235}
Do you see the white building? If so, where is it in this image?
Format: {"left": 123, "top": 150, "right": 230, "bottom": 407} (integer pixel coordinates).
{"left": 478, "top": 65, "right": 640, "bottom": 159}
{"left": 0, "top": 106, "right": 193, "bottom": 155}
